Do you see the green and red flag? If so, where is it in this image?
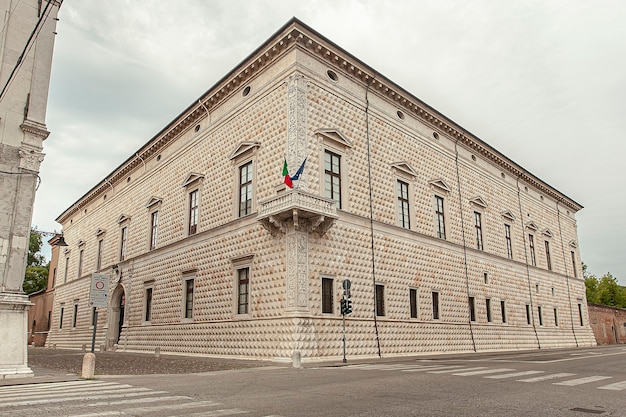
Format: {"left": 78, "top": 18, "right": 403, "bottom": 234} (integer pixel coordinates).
{"left": 281, "top": 158, "right": 306, "bottom": 188}
{"left": 282, "top": 158, "right": 293, "bottom": 188}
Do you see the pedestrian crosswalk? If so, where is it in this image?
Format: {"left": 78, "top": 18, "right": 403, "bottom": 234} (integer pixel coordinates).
{"left": 344, "top": 363, "right": 626, "bottom": 391}
{"left": 0, "top": 380, "right": 278, "bottom": 417}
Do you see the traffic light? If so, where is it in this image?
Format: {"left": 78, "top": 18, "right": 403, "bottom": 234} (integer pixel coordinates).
{"left": 340, "top": 298, "right": 353, "bottom": 315}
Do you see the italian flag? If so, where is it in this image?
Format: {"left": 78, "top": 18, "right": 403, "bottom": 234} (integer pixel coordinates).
{"left": 282, "top": 158, "right": 293, "bottom": 188}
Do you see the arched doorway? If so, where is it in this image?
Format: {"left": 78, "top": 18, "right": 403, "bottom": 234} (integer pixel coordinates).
{"left": 108, "top": 284, "right": 126, "bottom": 348}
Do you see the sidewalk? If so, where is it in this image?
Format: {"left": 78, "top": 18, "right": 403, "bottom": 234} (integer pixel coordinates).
{"left": 0, "top": 346, "right": 270, "bottom": 387}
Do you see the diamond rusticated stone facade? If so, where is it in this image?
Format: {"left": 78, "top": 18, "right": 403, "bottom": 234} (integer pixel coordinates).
{"left": 45, "top": 18, "right": 595, "bottom": 361}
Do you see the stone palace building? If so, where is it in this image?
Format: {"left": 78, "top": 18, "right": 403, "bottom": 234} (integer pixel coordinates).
{"left": 1, "top": 0, "right": 61, "bottom": 377}
{"left": 45, "top": 18, "right": 595, "bottom": 361}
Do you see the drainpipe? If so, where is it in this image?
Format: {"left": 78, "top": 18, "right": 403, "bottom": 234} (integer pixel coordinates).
{"left": 556, "top": 202, "right": 579, "bottom": 347}
{"left": 516, "top": 174, "right": 541, "bottom": 348}
{"left": 198, "top": 99, "right": 211, "bottom": 124}
{"left": 453, "top": 138, "right": 476, "bottom": 352}
{"left": 136, "top": 153, "right": 146, "bottom": 173}
{"left": 364, "top": 73, "right": 381, "bottom": 358}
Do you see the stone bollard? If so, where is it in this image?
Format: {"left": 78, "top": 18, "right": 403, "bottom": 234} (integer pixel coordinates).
{"left": 99, "top": 344, "right": 105, "bottom": 353}
{"left": 292, "top": 350, "right": 301, "bottom": 368}
{"left": 82, "top": 344, "right": 86, "bottom": 352}
{"left": 155, "top": 347, "right": 160, "bottom": 358}
{"left": 81, "top": 353, "right": 96, "bottom": 379}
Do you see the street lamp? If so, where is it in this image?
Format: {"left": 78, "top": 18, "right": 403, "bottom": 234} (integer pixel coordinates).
{"left": 33, "top": 230, "right": 68, "bottom": 247}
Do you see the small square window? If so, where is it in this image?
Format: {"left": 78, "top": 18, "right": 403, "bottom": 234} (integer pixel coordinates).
{"left": 144, "top": 287, "right": 153, "bottom": 322}
{"left": 554, "top": 308, "right": 559, "bottom": 327}
{"left": 410, "top": 288, "right": 418, "bottom": 318}
{"left": 237, "top": 268, "right": 250, "bottom": 315}
{"left": 322, "top": 278, "right": 334, "bottom": 314}
{"left": 72, "top": 303, "right": 79, "bottom": 328}
{"left": 375, "top": 284, "right": 385, "bottom": 316}
{"left": 468, "top": 296, "right": 476, "bottom": 322}
{"left": 432, "top": 291, "right": 440, "bottom": 320}
{"left": 184, "top": 278, "right": 194, "bottom": 319}
{"left": 578, "top": 303, "right": 584, "bottom": 326}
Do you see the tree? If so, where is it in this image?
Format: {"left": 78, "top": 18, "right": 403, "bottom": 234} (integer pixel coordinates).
{"left": 583, "top": 263, "right": 626, "bottom": 308}
{"left": 22, "top": 228, "right": 49, "bottom": 294}
{"left": 596, "top": 273, "right": 626, "bottom": 308}
{"left": 583, "top": 263, "right": 600, "bottom": 304}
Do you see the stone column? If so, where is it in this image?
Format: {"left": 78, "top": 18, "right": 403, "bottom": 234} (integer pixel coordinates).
{"left": 0, "top": 294, "right": 33, "bottom": 378}
{"left": 285, "top": 74, "right": 316, "bottom": 358}
{"left": 285, "top": 72, "right": 311, "bottom": 314}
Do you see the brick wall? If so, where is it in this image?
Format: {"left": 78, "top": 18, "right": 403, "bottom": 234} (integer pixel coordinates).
{"left": 588, "top": 303, "right": 626, "bottom": 345}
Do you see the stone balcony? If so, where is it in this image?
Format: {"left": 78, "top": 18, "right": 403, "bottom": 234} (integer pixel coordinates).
{"left": 257, "top": 190, "right": 338, "bottom": 236}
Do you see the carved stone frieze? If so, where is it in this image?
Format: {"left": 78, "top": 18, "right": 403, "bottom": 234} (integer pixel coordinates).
{"left": 287, "top": 74, "right": 308, "bottom": 192}
{"left": 286, "top": 229, "right": 309, "bottom": 311}
{"left": 18, "top": 146, "right": 45, "bottom": 172}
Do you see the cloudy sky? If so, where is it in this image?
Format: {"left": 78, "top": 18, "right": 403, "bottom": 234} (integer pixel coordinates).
{"left": 32, "top": 0, "right": 625, "bottom": 284}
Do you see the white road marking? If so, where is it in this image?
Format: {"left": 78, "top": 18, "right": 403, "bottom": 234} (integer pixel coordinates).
{"left": 452, "top": 368, "right": 515, "bottom": 376}
{"left": 402, "top": 365, "right": 464, "bottom": 372}
{"left": 597, "top": 380, "right": 626, "bottom": 391}
{"left": 427, "top": 367, "right": 488, "bottom": 374}
{"left": 485, "top": 370, "right": 544, "bottom": 379}
{"left": 517, "top": 373, "right": 576, "bottom": 382}
{"left": 553, "top": 376, "right": 612, "bottom": 386}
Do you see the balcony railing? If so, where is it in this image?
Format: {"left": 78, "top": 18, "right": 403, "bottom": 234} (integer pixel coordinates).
{"left": 257, "top": 190, "right": 338, "bottom": 235}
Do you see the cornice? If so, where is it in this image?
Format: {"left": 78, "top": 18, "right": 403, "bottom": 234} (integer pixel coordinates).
{"left": 57, "top": 18, "right": 582, "bottom": 223}
{"left": 20, "top": 120, "right": 50, "bottom": 139}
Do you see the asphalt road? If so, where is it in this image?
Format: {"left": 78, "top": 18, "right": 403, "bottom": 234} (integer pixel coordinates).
{"left": 2, "top": 345, "right": 625, "bottom": 417}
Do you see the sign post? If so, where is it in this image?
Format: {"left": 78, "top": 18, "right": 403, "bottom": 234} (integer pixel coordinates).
{"left": 341, "top": 279, "right": 352, "bottom": 364}
{"left": 88, "top": 273, "right": 109, "bottom": 353}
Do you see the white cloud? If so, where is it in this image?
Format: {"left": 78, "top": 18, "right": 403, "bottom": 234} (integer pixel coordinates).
{"left": 34, "top": 0, "right": 626, "bottom": 284}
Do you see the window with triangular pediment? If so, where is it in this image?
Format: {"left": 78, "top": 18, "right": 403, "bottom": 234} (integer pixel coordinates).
{"left": 391, "top": 162, "right": 418, "bottom": 179}
{"left": 469, "top": 196, "right": 488, "bottom": 209}
{"left": 117, "top": 214, "right": 131, "bottom": 224}
{"left": 526, "top": 222, "right": 538, "bottom": 231}
{"left": 501, "top": 211, "right": 516, "bottom": 222}
{"left": 182, "top": 173, "right": 205, "bottom": 188}
{"left": 428, "top": 178, "right": 451, "bottom": 194}
{"left": 145, "top": 196, "right": 163, "bottom": 209}
{"left": 316, "top": 129, "right": 352, "bottom": 149}
{"left": 229, "top": 141, "right": 260, "bottom": 161}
